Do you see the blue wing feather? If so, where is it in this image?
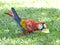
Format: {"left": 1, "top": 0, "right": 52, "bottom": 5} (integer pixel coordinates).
{"left": 11, "top": 7, "right": 21, "bottom": 24}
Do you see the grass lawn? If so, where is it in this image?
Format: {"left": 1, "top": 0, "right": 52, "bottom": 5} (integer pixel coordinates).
{"left": 0, "top": 0, "right": 60, "bottom": 45}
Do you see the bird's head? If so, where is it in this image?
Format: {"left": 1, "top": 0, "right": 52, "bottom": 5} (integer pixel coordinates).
{"left": 37, "top": 22, "right": 50, "bottom": 33}
{"left": 37, "top": 22, "right": 46, "bottom": 30}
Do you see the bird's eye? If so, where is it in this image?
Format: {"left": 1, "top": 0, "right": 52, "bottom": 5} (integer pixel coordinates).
{"left": 38, "top": 24, "right": 43, "bottom": 30}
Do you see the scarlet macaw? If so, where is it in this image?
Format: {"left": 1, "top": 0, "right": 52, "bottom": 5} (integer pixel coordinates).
{"left": 5, "top": 8, "right": 46, "bottom": 34}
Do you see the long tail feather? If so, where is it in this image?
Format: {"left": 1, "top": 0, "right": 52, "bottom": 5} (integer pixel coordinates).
{"left": 11, "top": 7, "right": 27, "bottom": 32}
{"left": 5, "top": 10, "right": 14, "bottom": 17}
{"left": 11, "top": 7, "right": 21, "bottom": 24}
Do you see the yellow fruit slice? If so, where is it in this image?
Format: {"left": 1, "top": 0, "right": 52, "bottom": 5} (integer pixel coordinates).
{"left": 41, "top": 29, "right": 50, "bottom": 33}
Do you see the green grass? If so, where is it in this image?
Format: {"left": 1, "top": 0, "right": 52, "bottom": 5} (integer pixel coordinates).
{"left": 0, "top": 0, "right": 60, "bottom": 45}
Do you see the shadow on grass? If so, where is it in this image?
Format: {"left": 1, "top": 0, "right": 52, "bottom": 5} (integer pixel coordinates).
{"left": 0, "top": 7, "right": 60, "bottom": 39}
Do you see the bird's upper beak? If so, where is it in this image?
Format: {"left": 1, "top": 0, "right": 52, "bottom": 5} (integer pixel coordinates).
{"left": 44, "top": 24, "right": 46, "bottom": 28}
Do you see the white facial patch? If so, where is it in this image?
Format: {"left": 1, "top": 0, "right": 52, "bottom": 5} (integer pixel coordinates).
{"left": 38, "top": 24, "right": 43, "bottom": 29}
